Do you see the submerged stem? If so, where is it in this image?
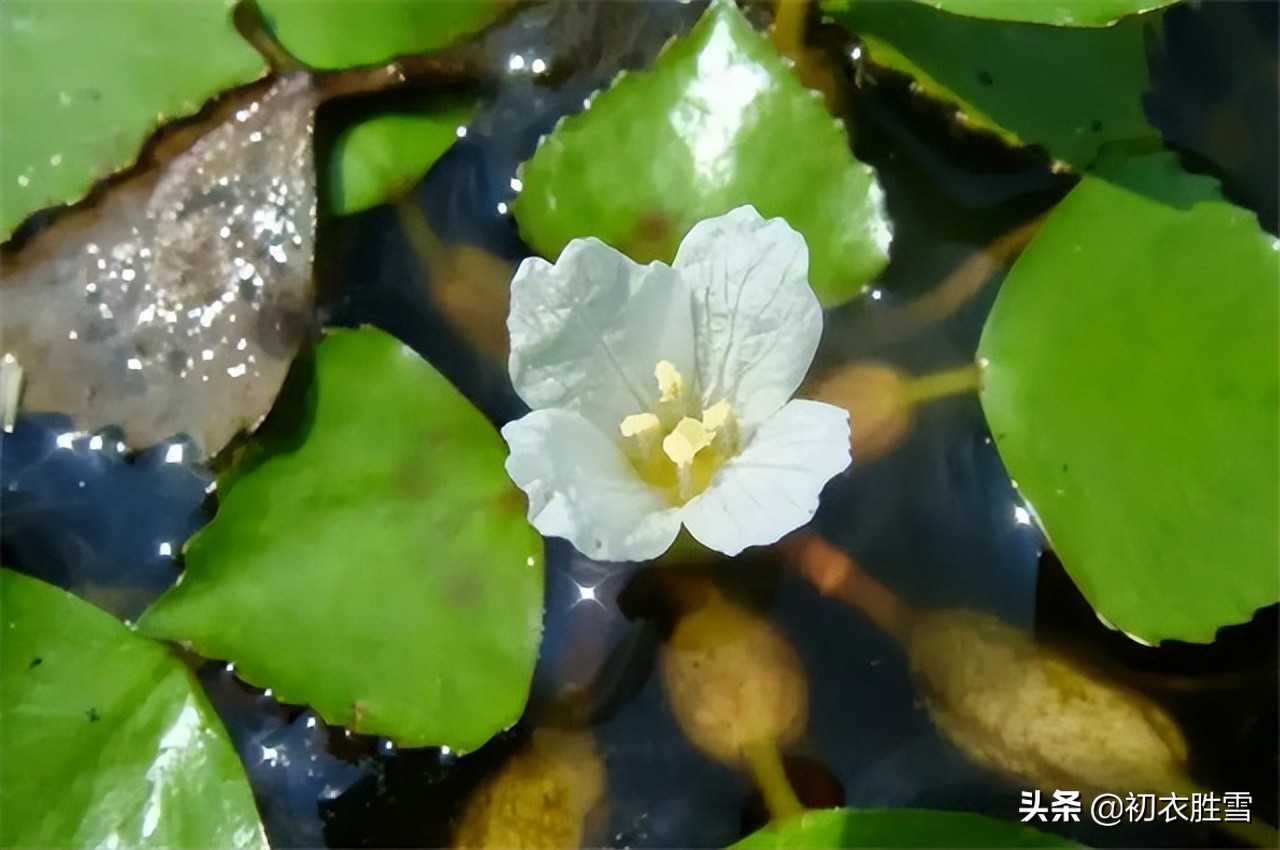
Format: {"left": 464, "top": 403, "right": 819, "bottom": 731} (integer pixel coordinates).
{"left": 395, "top": 196, "right": 448, "bottom": 278}
{"left": 873, "top": 212, "right": 1048, "bottom": 345}
{"left": 743, "top": 739, "right": 804, "bottom": 823}
{"left": 770, "top": 0, "right": 809, "bottom": 59}
{"left": 903, "top": 363, "right": 982, "bottom": 406}
{"left": 788, "top": 534, "right": 916, "bottom": 645}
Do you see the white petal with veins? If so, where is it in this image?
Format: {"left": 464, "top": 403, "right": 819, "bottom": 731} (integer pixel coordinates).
{"left": 681, "top": 400, "right": 850, "bottom": 556}
{"left": 508, "top": 239, "right": 695, "bottom": 433}
{"left": 674, "top": 206, "right": 822, "bottom": 432}
{"left": 502, "top": 408, "right": 682, "bottom": 561}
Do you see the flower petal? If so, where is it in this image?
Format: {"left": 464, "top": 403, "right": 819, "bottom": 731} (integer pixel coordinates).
{"left": 508, "top": 238, "right": 695, "bottom": 431}
{"left": 680, "top": 399, "right": 850, "bottom": 556}
{"left": 674, "top": 206, "right": 823, "bottom": 431}
{"left": 502, "top": 408, "right": 682, "bottom": 561}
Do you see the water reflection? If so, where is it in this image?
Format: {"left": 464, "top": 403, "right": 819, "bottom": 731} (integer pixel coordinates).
{"left": 0, "top": 412, "right": 209, "bottom": 620}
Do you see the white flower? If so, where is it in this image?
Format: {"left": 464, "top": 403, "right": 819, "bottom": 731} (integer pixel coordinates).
{"left": 501, "top": 206, "right": 851, "bottom": 561}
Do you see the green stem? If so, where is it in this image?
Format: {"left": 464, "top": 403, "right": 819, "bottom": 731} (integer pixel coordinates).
{"left": 903, "top": 364, "right": 982, "bottom": 406}
{"left": 743, "top": 739, "right": 804, "bottom": 823}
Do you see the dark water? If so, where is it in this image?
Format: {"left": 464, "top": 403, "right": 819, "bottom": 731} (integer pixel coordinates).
{"left": 2, "top": 1, "right": 1276, "bottom": 847}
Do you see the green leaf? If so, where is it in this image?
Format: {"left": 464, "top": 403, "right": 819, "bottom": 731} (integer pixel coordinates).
{"left": 903, "top": 0, "right": 1179, "bottom": 27}
{"left": 329, "top": 101, "right": 476, "bottom": 215}
{"left": 0, "top": 0, "right": 266, "bottom": 238}
{"left": 257, "top": 0, "right": 504, "bottom": 69}
{"left": 0, "top": 570, "right": 265, "bottom": 850}
{"left": 138, "top": 327, "right": 544, "bottom": 751}
{"left": 513, "top": 0, "right": 891, "bottom": 308}
{"left": 978, "top": 153, "right": 1280, "bottom": 644}
{"left": 824, "top": 0, "right": 1162, "bottom": 167}
{"left": 732, "top": 808, "right": 1078, "bottom": 848}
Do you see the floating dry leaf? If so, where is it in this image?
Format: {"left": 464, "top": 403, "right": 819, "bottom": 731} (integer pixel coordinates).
{"left": 1, "top": 73, "right": 318, "bottom": 457}
{"left": 907, "top": 608, "right": 1189, "bottom": 797}
{"left": 452, "top": 729, "right": 606, "bottom": 850}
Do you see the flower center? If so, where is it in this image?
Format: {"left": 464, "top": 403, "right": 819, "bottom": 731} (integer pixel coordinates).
{"left": 618, "top": 361, "right": 739, "bottom": 505}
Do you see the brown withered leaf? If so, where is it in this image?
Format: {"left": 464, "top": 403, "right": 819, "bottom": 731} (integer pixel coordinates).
{"left": 1, "top": 72, "right": 318, "bottom": 458}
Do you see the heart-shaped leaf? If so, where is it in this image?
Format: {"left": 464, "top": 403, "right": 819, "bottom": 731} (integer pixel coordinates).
{"left": 824, "top": 0, "right": 1163, "bottom": 168}
{"left": 0, "top": 569, "right": 265, "bottom": 850}
{"left": 514, "top": 0, "right": 891, "bottom": 308}
{"left": 257, "top": 0, "right": 505, "bottom": 70}
{"left": 732, "top": 808, "right": 1077, "bottom": 848}
{"left": 900, "top": 0, "right": 1179, "bottom": 27}
{"left": 978, "top": 153, "right": 1279, "bottom": 643}
{"left": 329, "top": 101, "right": 476, "bottom": 215}
{"left": 138, "top": 327, "right": 544, "bottom": 751}
{"left": 0, "top": 0, "right": 267, "bottom": 238}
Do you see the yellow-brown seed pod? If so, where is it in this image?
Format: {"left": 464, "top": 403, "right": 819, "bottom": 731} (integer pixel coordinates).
{"left": 661, "top": 594, "right": 808, "bottom": 766}
{"left": 451, "top": 729, "right": 606, "bottom": 849}
{"left": 907, "top": 608, "right": 1189, "bottom": 797}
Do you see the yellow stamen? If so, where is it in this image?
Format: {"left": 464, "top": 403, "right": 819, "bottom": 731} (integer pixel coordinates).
{"left": 655, "top": 360, "right": 685, "bottom": 404}
{"left": 618, "top": 362, "right": 742, "bottom": 505}
{"left": 620, "top": 412, "right": 663, "bottom": 462}
{"left": 700, "top": 400, "right": 732, "bottom": 431}
{"left": 663, "top": 417, "right": 713, "bottom": 467}
{"left": 620, "top": 412, "right": 661, "bottom": 438}
{"left": 701, "top": 399, "right": 739, "bottom": 461}
{"left": 663, "top": 417, "right": 715, "bottom": 502}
